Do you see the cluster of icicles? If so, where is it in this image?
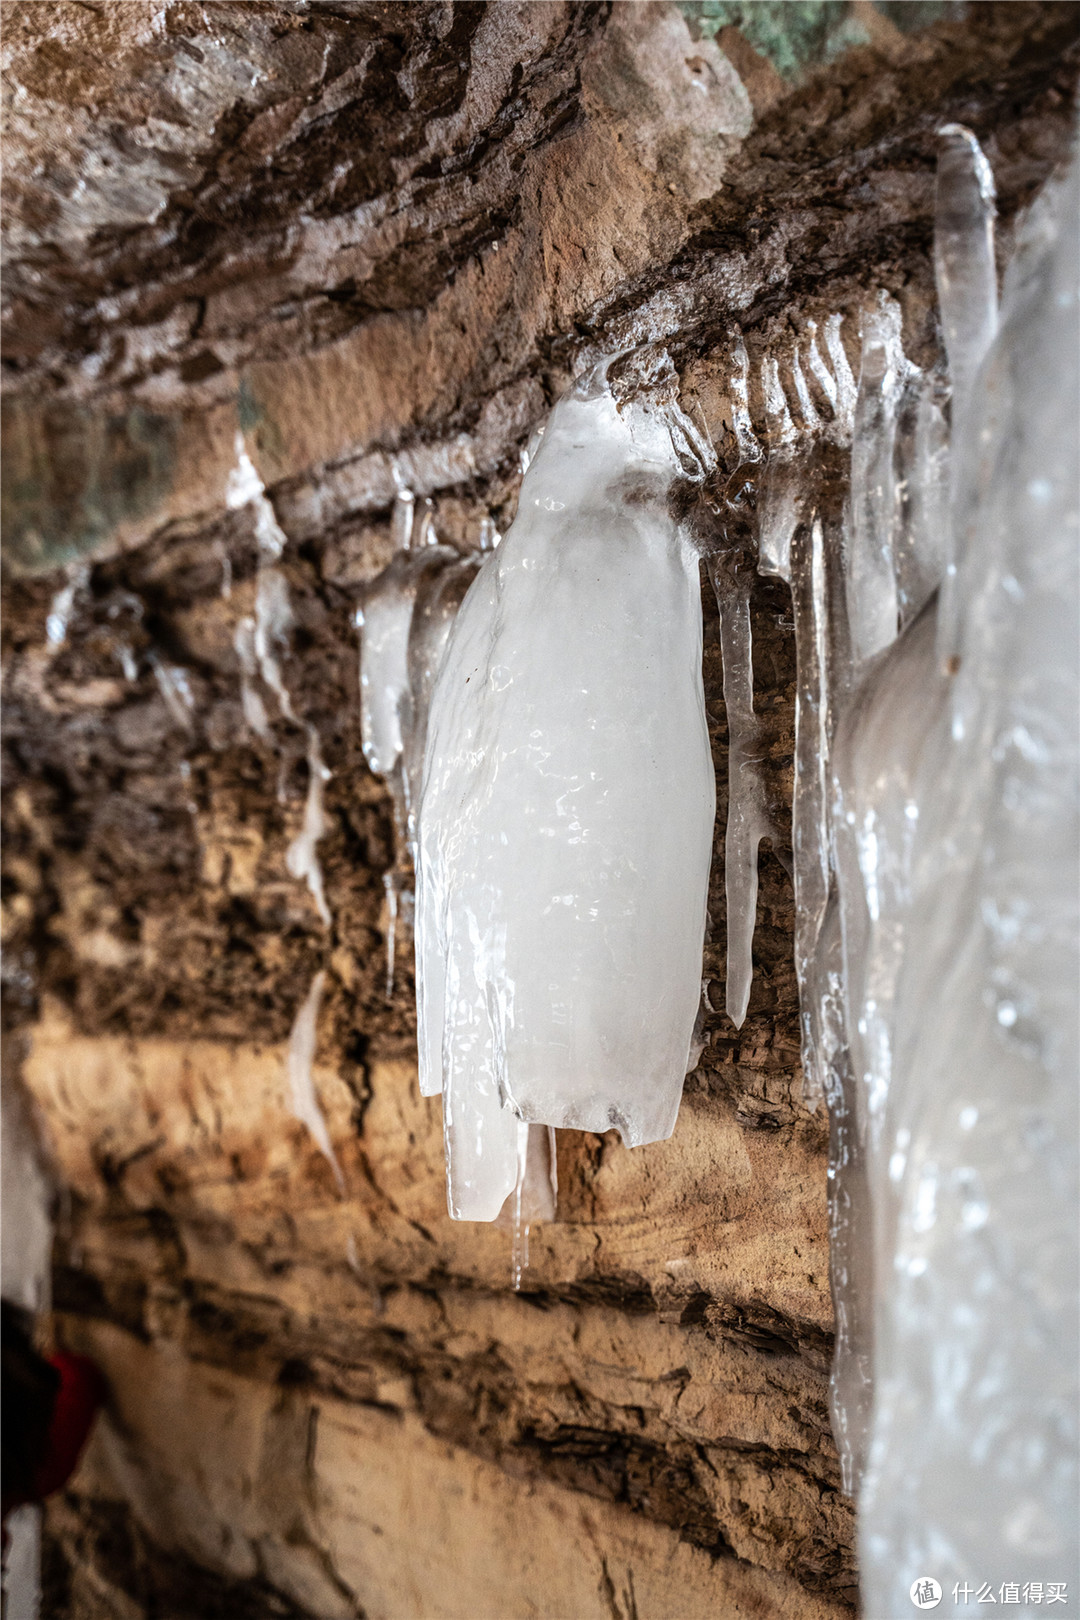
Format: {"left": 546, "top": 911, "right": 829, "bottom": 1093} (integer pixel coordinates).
{"left": 360, "top": 123, "right": 1077, "bottom": 1602}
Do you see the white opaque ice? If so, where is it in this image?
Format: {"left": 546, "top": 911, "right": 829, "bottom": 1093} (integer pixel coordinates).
{"left": 286, "top": 969, "right": 345, "bottom": 1193}
{"left": 417, "top": 374, "right": 715, "bottom": 1220}
{"left": 285, "top": 725, "right": 332, "bottom": 928}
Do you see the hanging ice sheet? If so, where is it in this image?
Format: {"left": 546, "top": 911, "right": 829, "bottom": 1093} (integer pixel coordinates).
{"left": 417, "top": 364, "right": 715, "bottom": 1221}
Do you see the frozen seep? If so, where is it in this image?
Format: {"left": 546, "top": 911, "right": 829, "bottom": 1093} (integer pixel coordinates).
{"left": 286, "top": 727, "right": 332, "bottom": 929}
{"left": 416, "top": 361, "right": 715, "bottom": 1221}
{"left": 286, "top": 969, "right": 345, "bottom": 1194}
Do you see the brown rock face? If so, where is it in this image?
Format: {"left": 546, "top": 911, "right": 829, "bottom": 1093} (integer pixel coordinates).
{"left": 2, "top": 4, "right": 1077, "bottom": 1617}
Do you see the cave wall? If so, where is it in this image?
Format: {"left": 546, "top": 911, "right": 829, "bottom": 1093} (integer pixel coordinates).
{"left": 2, "top": 4, "right": 1077, "bottom": 1617}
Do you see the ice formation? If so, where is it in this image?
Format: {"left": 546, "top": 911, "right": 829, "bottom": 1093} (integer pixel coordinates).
{"left": 416, "top": 362, "right": 715, "bottom": 1221}
{"left": 226, "top": 431, "right": 333, "bottom": 928}
{"left": 357, "top": 491, "right": 482, "bottom": 993}
{"left": 286, "top": 969, "right": 345, "bottom": 1193}
{"left": 859, "top": 146, "right": 1078, "bottom": 1611}
{"left": 708, "top": 547, "right": 776, "bottom": 1028}
{"left": 745, "top": 120, "right": 1078, "bottom": 1605}
{"left": 285, "top": 727, "right": 332, "bottom": 929}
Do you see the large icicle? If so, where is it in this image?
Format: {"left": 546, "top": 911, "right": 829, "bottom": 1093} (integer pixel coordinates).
{"left": 417, "top": 362, "right": 715, "bottom": 1220}
{"left": 861, "top": 150, "right": 1078, "bottom": 1613}
{"left": 286, "top": 969, "right": 345, "bottom": 1193}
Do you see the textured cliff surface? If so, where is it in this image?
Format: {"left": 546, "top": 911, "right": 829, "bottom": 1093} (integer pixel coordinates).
{"left": 2, "top": 3, "right": 1077, "bottom": 1616}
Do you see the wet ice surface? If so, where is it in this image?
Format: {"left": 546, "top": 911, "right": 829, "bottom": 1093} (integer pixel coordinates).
{"left": 748, "top": 132, "right": 1077, "bottom": 1583}
{"left": 416, "top": 372, "right": 714, "bottom": 1221}
{"left": 859, "top": 151, "right": 1078, "bottom": 1612}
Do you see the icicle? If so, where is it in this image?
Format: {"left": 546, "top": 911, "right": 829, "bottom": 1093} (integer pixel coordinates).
{"left": 115, "top": 642, "right": 139, "bottom": 682}
{"left": 846, "top": 293, "right": 910, "bottom": 666}
{"left": 356, "top": 494, "right": 469, "bottom": 996}
{"left": 215, "top": 538, "right": 232, "bottom": 600}
{"left": 382, "top": 872, "right": 398, "bottom": 999}
{"left": 149, "top": 653, "right": 196, "bottom": 731}
{"left": 728, "top": 333, "right": 763, "bottom": 465}
{"left": 286, "top": 970, "right": 345, "bottom": 1193}
{"left": 418, "top": 362, "right": 714, "bottom": 1220}
{"left": 226, "top": 430, "right": 299, "bottom": 724}
{"left": 285, "top": 726, "right": 332, "bottom": 928}
{"left": 478, "top": 516, "right": 500, "bottom": 553}
{"left": 708, "top": 552, "right": 773, "bottom": 1029}
{"left": 501, "top": 1123, "right": 558, "bottom": 1291}
{"left": 234, "top": 617, "right": 274, "bottom": 743}
{"left": 822, "top": 313, "right": 858, "bottom": 437}
{"left": 934, "top": 124, "right": 998, "bottom": 673}
{"left": 790, "top": 345, "right": 821, "bottom": 435}
{"left": 45, "top": 562, "right": 90, "bottom": 651}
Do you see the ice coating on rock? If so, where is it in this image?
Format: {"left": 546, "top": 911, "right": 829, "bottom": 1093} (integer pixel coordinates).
{"left": 417, "top": 373, "right": 715, "bottom": 1220}
{"left": 286, "top": 969, "right": 345, "bottom": 1193}
{"left": 934, "top": 123, "right": 998, "bottom": 671}
{"left": 860, "top": 150, "right": 1078, "bottom": 1611}
{"left": 234, "top": 617, "right": 273, "bottom": 743}
{"left": 285, "top": 726, "right": 332, "bottom": 929}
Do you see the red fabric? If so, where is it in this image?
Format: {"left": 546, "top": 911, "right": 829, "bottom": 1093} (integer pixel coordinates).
{"left": 31, "top": 1352, "right": 105, "bottom": 1501}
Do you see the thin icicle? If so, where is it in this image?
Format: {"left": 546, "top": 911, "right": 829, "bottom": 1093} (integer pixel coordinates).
{"left": 45, "top": 564, "right": 90, "bottom": 651}
{"left": 285, "top": 726, "right": 332, "bottom": 928}
{"left": 822, "top": 313, "right": 858, "bottom": 437}
{"left": 382, "top": 872, "right": 398, "bottom": 999}
{"left": 709, "top": 553, "right": 772, "bottom": 1029}
{"left": 234, "top": 617, "right": 274, "bottom": 743}
{"left": 286, "top": 970, "right": 345, "bottom": 1193}
{"left": 150, "top": 653, "right": 196, "bottom": 731}
{"left": 790, "top": 346, "right": 822, "bottom": 435}
{"left": 501, "top": 1123, "right": 558, "bottom": 1291}
{"left": 729, "top": 334, "right": 763, "bottom": 465}
{"left": 761, "top": 356, "right": 797, "bottom": 451}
